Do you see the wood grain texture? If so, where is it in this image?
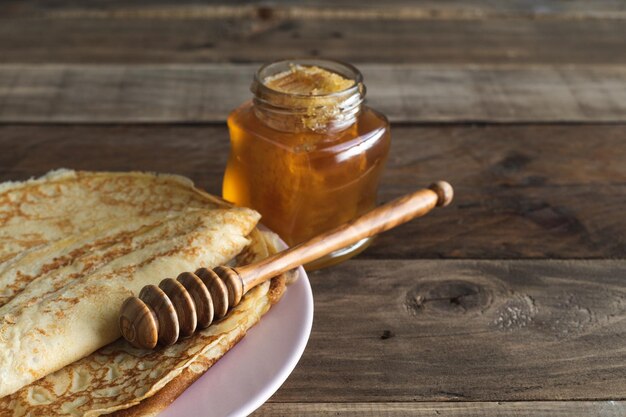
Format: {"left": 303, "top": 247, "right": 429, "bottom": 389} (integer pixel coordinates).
{"left": 268, "top": 259, "right": 626, "bottom": 402}
{"left": 0, "top": 14, "right": 625, "bottom": 64}
{"left": 4, "top": 1, "right": 626, "bottom": 19}
{"left": 1, "top": 64, "right": 626, "bottom": 123}
{"left": 253, "top": 401, "right": 626, "bottom": 417}
{"left": 1, "top": 124, "right": 624, "bottom": 259}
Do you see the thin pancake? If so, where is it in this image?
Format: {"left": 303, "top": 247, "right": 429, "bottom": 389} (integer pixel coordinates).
{"left": 0, "top": 169, "right": 227, "bottom": 266}
{"left": 0, "top": 171, "right": 261, "bottom": 399}
{"left": 0, "top": 229, "right": 289, "bottom": 417}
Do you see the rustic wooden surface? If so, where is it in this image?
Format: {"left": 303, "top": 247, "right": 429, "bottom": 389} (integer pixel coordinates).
{"left": 254, "top": 401, "right": 626, "bottom": 416}
{"left": 285, "top": 260, "right": 626, "bottom": 401}
{"left": 2, "top": 64, "right": 626, "bottom": 123}
{"left": 1, "top": 1, "right": 625, "bottom": 415}
{"left": 2, "top": 3, "right": 626, "bottom": 65}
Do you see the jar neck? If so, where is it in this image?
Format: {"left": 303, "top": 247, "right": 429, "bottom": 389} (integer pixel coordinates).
{"left": 250, "top": 59, "right": 365, "bottom": 134}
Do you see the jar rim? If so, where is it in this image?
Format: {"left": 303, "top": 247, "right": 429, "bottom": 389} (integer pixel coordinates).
{"left": 252, "top": 58, "right": 364, "bottom": 99}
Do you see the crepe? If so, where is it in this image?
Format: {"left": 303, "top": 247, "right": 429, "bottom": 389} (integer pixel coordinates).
{"left": 0, "top": 228, "right": 289, "bottom": 417}
{"left": 0, "top": 170, "right": 290, "bottom": 414}
{"left": 0, "top": 169, "right": 229, "bottom": 267}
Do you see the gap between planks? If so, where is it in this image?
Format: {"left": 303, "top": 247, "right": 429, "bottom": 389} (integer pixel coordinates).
{"left": 1, "top": 64, "right": 626, "bottom": 123}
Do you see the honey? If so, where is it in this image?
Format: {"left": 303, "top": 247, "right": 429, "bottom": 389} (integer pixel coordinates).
{"left": 223, "top": 59, "right": 390, "bottom": 269}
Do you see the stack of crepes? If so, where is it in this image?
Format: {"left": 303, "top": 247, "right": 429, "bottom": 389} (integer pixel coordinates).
{"left": 0, "top": 170, "right": 293, "bottom": 416}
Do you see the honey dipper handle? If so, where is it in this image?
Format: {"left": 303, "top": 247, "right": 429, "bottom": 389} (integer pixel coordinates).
{"left": 236, "top": 181, "right": 453, "bottom": 291}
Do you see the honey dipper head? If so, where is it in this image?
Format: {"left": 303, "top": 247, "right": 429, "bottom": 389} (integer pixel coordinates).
{"left": 429, "top": 181, "right": 454, "bottom": 207}
{"left": 119, "top": 297, "right": 159, "bottom": 349}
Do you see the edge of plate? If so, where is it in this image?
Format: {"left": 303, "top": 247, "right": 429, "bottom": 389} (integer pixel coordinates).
{"left": 233, "top": 264, "right": 313, "bottom": 417}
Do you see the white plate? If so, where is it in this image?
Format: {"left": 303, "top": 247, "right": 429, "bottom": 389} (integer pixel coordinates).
{"left": 158, "top": 245, "right": 313, "bottom": 417}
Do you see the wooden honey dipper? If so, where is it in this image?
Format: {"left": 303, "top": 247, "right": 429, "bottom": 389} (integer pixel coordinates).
{"left": 119, "top": 181, "right": 453, "bottom": 349}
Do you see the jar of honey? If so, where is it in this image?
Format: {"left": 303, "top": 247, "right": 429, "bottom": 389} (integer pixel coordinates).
{"left": 223, "top": 59, "right": 391, "bottom": 269}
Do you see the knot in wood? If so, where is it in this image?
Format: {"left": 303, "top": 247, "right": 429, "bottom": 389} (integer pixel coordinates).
{"left": 405, "top": 280, "right": 491, "bottom": 316}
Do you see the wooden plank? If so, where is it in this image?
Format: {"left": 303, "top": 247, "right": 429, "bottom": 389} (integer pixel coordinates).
{"left": 1, "top": 64, "right": 626, "bottom": 123}
{"left": 373, "top": 123, "right": 626, "bottom": 259}
{"left": 269, "top": 259, "right": 626, "bottom": 402}
{"left": 253, "top": 401, "right": 626, "bottom": 416}
{"left": 1, "top": 124, "right": 624, "bottom": 259}
{"left": 0, "top": 14, "right": 625, "bottom": 64}
{"left": 4, "top": 1, "right": 626, "bottom": 19}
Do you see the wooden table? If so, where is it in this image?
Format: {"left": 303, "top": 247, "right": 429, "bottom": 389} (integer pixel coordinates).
{"left": 1, "top": 1, "right": 626, "bottom": 416}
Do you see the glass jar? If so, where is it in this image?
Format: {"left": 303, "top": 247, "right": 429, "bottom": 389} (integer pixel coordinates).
{"left": 223, "top": 59, "right": 391, "bottom": 269}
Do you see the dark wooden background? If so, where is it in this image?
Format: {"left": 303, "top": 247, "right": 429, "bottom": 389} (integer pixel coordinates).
{"left": 1, "top": 1, "right": 626, "bottom": 415}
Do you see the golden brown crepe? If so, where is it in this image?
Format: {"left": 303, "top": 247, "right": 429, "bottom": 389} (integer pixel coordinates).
{"left": 0, "top": 170, "right": 292, "bottom": 415}
{"left": 1, "top": 228, "right": 288, "bottom": 417}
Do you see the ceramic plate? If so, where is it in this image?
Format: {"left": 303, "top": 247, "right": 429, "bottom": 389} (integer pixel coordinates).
{"left": 159, "top": 239, "right": 313, "bottom": 417}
